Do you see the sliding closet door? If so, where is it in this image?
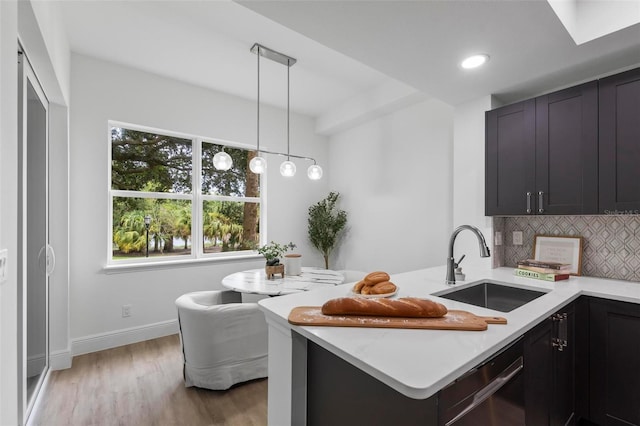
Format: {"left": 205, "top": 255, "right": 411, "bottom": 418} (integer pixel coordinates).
{"left": 18, "top": 49, "right": 52, "bottom": 420}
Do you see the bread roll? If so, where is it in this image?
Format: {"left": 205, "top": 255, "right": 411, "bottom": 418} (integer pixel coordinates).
{"left": 352, "top": 280, "right": 366, "bottom": 293}
{"left": 321, "top": 297, "right": 448, "bottom": 318}
{"left": 363, "top": 271, "right": 390, "bottom": 285}
{"left": 370, "top": 281, "right": 396, "bottom": 294}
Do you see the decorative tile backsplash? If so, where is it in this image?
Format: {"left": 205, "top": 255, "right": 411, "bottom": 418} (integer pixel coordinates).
{"left": 493, "top": 215, "right": 640, "bottom": 282}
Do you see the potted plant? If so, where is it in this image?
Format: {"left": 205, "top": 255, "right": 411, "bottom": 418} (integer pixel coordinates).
{"left": 308, "top": 192, "right": 348, "bottom": 269}
{"left": 257, "top": 241, "right": 296, "bottom": 266}
{"left": 257, "top": 241, "right": 296, "bottom": 279}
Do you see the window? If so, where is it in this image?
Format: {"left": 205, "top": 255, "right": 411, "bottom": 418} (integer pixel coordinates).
{"left": 109, "top": 123, "right": 262, "bottom": 264}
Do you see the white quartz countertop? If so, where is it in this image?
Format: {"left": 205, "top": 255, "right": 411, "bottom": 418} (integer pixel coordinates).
{"left": 258, "top": 266, "right": 640, "bottom": 400}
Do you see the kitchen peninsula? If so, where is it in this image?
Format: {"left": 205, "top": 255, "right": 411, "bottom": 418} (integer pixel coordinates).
{"left": 259, "top": 266, "right": 640, "bottom": 426}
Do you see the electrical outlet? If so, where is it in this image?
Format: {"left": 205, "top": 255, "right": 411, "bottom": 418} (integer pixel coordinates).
{"left": 122, "top": 304, "right": 132, "bottom": 318}
{"left": 0, "top": 249, "right": 8, "bottom": 283}
{"left": 494, "top": 231, "right": 503, "bottom": 246}
{"left": 513, "top": 231, "right": 523, "bottom": 246}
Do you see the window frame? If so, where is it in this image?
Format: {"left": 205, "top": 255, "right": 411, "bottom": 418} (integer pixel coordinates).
{"left": 106, "top": 121, "right": 265, "bottom": 268}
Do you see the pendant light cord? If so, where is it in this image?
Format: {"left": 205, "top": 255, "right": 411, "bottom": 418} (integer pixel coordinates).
{"left": 287, "top": 59, "right": 291, "bottom": 161}
{"left": 256, "top": 46, "right": 260, "bottom": 154}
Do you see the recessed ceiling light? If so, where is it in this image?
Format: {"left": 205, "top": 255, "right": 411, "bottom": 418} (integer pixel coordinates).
{"left": 461, "top": 54, "right": 490, "bottom": 69}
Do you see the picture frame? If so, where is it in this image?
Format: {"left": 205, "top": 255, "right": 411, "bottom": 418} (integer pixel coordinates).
{"left": 532, "top": 235, "right": 583, "bottom": 275}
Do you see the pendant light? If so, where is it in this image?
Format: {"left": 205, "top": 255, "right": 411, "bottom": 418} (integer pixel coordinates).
{"left": 249, "top": 43, "right": 323, "bottom": 180}
{"left": 307, "top": 163, "right": 323, "bottom": 180}
{"left": 212, "top": 148, "right": 233, "bottom": 171}
{"left": 280, "top": 59, "right": 296, "bottom": 177}
{"left": 249, "top": 44, "right": 267, "bottom": 174}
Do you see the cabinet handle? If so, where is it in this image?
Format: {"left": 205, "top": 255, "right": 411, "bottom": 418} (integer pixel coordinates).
{"left": 552, "top": 313, "right": 568, "bottom": 351}
{"left": 526, "top": 192, "right": 532, "bottom": 214}
{"left": 538, "top": 191, "right": 545, "bottom": 213}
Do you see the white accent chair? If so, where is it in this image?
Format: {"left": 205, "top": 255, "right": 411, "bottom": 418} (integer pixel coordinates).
{"left": 175, "top": 290, "right": 268, "bottom": 390}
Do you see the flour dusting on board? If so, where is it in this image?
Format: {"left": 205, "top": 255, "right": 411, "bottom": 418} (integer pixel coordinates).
{"left": 445, "top": 313, "right": 465, "bottom": 323}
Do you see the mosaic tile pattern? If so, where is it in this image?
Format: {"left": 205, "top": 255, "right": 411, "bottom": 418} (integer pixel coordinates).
{"left": 493, "top": 215, "right": 640, "bottom": 282}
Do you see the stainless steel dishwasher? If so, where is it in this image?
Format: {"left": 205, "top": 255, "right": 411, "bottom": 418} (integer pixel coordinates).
{"left": 438, "top": 337, "right": 525, "bottom": 426}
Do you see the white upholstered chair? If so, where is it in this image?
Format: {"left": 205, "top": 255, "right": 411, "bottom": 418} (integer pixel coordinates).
{"left": 175, "top": 290, "right": 268, "bottom": 390}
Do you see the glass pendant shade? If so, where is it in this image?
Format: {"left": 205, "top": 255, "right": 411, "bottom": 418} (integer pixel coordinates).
{"left": 307, "top": 164, "right": 323, "bottom": 180}
{"left": 249, "top": 156, "right": 267, "bottom": 174}
{"left": 280, "top": 160, "right": 296, "bottom": 177}
{"left": 212, "top": 151, "right": 233, "bottom": 171}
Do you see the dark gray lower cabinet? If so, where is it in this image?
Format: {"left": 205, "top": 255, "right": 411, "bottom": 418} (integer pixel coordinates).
{"left": 524, "top": 302, "right": 576, "bottom": 426}
{"left": 303, "top": 296, "right": 640, "bottom": 426}
{"left": 305, "top": 339, "right": 438, "bottom": 426}
{"left": 589, "top": 297, "right": 640, "bottom": 426}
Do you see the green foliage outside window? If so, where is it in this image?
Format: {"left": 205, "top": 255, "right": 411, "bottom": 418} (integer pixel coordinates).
{"left": 110, "top": 127, "right": 260, "bottom": 260}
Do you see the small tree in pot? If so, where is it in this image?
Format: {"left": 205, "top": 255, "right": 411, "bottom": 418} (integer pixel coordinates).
{"left": 308, "top": 192, "right": 348, "bottom": 269}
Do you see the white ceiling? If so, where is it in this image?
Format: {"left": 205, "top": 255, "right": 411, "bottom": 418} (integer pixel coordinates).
{"left": 57, "top": 0, "right": 392, "bottom": 117}
{"left": 239, "top": 0, "right": 640, "bottom": 106}
{"left": 58, "top": 0, "right": 640, "bottom": 118}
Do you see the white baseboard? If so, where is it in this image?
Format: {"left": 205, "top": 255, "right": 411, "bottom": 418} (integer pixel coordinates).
{"left": 49, "top": 348, "right": 72, "bottom": 370}
{"left": 71, "top": 319, "right": 179, "bottom": 357}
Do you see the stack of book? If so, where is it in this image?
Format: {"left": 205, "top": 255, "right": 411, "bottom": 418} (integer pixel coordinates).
{"left": 514, "top": 259, "right": 572, "bottom": 282}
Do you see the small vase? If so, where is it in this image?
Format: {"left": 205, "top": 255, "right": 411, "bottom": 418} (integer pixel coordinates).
{"left": 284, "top": 253, "right": 302, "bottom": 276}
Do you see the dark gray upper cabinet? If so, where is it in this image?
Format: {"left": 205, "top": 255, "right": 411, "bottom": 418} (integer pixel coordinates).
{"left": 486, "top": 82, "right": 598, "bottom": 216}
{"left": 599, "top": 67, "right": 640, "bottom": 214}
{"left": 485, "top": 99, "right": 536, "bottom": 215}
{"left": 535, "top": 81, "right": 598, "bottom": 215}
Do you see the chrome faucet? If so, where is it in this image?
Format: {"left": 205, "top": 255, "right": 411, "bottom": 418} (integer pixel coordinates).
{"left": 446, "top": 225, "right": 491, "bottom": 285}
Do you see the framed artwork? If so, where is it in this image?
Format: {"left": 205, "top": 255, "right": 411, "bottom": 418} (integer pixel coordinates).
{"left": 533, "top": 235, "right": 583, "bottom": 275}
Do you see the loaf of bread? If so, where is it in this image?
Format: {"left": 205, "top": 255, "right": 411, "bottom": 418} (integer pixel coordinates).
{"left": 321, "top": 297, "right": 448, "bottom": 318}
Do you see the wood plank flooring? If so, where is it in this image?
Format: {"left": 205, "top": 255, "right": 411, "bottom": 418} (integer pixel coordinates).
{"left": 29, "top": 334, "right": 267, "bottom": 426}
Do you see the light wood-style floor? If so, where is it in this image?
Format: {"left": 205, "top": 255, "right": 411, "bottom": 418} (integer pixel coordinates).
{"left": 29, "top": 334, "right": 267, "bottom": 426}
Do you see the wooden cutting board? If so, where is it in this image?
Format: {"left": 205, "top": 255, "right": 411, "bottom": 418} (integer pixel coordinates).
{"left": 288, "top": 307, "right": 507, "bottom": 331}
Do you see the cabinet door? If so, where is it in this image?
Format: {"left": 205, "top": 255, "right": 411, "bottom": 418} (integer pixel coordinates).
{"left": 486, "top": 99, "right": 536, "bottom": 215}
{"left": 589, "top": 298, "right": 640, "bottom": 426}
{"left": 524, "top": 316, "right": 553, "bottom": 425}
{"left": 599, "top": 67, "right": 640, "bottom": 214}
{"left": 536, "top": 81, "right": 598, "bottom": 214}
{"left": 524, "top": 303, "right": 576, "bottom": 426}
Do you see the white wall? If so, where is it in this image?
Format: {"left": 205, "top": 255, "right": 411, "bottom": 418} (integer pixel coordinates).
{"left": 327, "top": 98, "right": 454, "bottom": 274}
{"left": 18, "top": 0, "right": 70, "bottom": 105}
{"left": 0, "top": 2, "right": 20, "bottom": 424}
{"left": 452, "top": 95, "right": 501, "bottom": 270}
{"left": 27, "top": 0, "right": 70, "bottom": 104}
{"left": 68, "top": 54, "right": 329, "bottom": 354}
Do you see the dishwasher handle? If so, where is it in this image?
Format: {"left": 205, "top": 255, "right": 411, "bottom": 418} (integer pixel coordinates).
{"left": 445, "top": 356, "right": 524, "bottom": 426}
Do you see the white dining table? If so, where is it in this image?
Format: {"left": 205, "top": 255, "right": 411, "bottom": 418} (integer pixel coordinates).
{"left": 221, "top": 267, "right": 345, "bottom": 296}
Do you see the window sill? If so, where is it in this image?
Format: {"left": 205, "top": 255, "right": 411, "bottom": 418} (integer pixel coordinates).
{"left": 102, "top": 253, "right": 264, "bottom": 274}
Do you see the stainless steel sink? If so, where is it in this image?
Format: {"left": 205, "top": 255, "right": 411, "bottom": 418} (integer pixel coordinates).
{"left": 434, "top": 280, "right": 548, "bottom": 312}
